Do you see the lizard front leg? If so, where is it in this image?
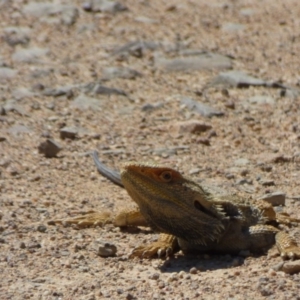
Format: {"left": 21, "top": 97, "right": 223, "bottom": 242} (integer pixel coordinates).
{"left": 130, "top": 233, "right": 178, "bottom": 258}
{"left": 52, "top": 207, "right": 148, "bottom": 228}
{"left": 53, "top": 210, "right": 178, "bottom": 258}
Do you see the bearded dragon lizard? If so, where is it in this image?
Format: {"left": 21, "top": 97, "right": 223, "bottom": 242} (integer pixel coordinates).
{"left": 55, "top": 151, "right": 300, "bottom": 262}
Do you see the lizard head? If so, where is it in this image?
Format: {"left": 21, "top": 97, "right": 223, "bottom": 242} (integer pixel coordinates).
{"left": 120, "top": 162, "right": 226, "bottom": 244}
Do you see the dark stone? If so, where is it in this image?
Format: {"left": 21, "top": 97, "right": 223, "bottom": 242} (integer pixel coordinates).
{"left": 95, "top": 240, "right": 117, "bottom": 257}
{"left": 85, "top": 0, "right": 128, "bottom": 13}
{"left": 259, "top": 192, "right": 285, "bottom": 206}
{"left": 210, "top": 70, "right": 290, "bottom": 89}
{"left": 37, "top": 224, "right": 47, "bottom": 233}
{"left": 60, "top": 127, "right": 77, "bottom": 140}
{"left": 112, "top": 41, "right": 159, "bottom": 58}
{"left": 38, "top": 139, "right": 62, "bottom": 157}
{"left": 155, "top": 52, "right": 232, "bottom": 72}
{"left": 93, "top": 84, "right": 127, "bottom": 96}
{"left": 43, "top": 86, "right": 74, "bottom": 97}
{"left": 102, "top": 67, "right": 142, "bottom": 80}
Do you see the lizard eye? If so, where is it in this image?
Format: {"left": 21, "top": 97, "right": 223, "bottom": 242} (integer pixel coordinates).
{"left": 159, "top": 171, "right": 172, "bottom": 182}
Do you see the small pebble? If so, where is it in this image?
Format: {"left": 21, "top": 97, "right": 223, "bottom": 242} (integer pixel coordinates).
{"left": 259, "top": 192, "right": 286, "bottom": 206}
{"left": 196, "top": 137, "right": 210, "bottom": 146}
{"left": 79, "top": 266, "right": 90, "bottom": 272}
{"left": 37, "top": 224, "right": 47, "bottom": 233}
{"left": 260, "top": 179, "right": 275, "bottom": 186}
{"left": 189, "top": 267, "right": 198, "bottom": 274}
{"left": 260, "top": 164, "right": 272, "bottom": 172}
{"left": 126, "top": 293, "right": 135, "bottom": 300}
{"left": 28, "top": 175, "right": 41, "bottom": 182}
{"left": 96, "top": 241, "right": 117, "bottom": 257}
{"left": 225, "top": 173, "right": 235, "bottom": 179}
{"left": 225, "top": 101, "right": 235, "bottom": 109}
{"left": 167, "top": 272, "right": 178, "bottom": 282}
{"left": 149, "top": 273, "right": 160, "bottom": 280}
{"left": 60, "top": 127, "right": 77, "bottom": 140}
{"left": 281, "top": 261, "right": 300, "bottom": 274}
{"left": 38, "top": 139, "right": 62, "bottom": 158}
{"left": 158, "top": 281, "right": 165, "bottom": 289}
{"left": 170, "top": 120, "right": 212, "bottom": 135}
{"left": 178, "top": 271, "right": 186, "bottom": 278}
{"left": 240, "top": 169, "right": 249, "bottom": 176}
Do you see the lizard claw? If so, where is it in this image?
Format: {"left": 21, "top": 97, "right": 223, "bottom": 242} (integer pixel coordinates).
{"left": 158, "top": 247, "right": 173, "bottom": 258}
{"left": 129, "top": 246, "right": 154, "bottom": 258}
{"left": 166, "top": 247, "right": 173, "bottom": 257}
{"left": 157, "top": 248, "right": 165, "bottom": 258}
{"left": 130, "top": 243, "right": 174, "bottom": 259}
{"left": 130, "top": 234, "right": 177, "bottom": 259}
{"left": 281, "top": 247, "right": 300, "bottom": 260}
{"left": 142, "top": 250, "right": 152, "bottom": 258}
{"left": 276, "top": 231, "right": 300, "bottom": 260}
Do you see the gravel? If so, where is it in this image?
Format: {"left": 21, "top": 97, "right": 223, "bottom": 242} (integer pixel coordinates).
{"left": 1, "top": 0, "right": 300, "bottom": 299}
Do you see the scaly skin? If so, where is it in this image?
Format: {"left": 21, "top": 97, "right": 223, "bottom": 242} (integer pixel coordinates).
{"left": 54, "top": 151, "right": 300, "bottom": 261}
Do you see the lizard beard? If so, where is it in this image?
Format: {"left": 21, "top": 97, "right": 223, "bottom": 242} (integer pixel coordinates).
{"left": 138, "top": 198, "right": 225, "bottom": 245}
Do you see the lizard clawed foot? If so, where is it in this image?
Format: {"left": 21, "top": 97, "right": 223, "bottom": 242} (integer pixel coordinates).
{"left": 276, "top": 231, "right": 300, "bottom": 260}
{"left": 280, "top": 246, "right": 300, "bottom": 260}
{"left": 129, "top": 233, "right": 178, "bottom": 259}
{"left": 50, "top": 211, "right": 112, "bottom": 228}
{"left": 130, "top": 242, "right": 174, "bottom": 259}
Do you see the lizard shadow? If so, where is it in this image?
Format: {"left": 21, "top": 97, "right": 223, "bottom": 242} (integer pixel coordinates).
{"left": 118, "top": 227, "right": 263, "bottom": 273}
{"left": 118, "top": 228, "right": 251, "bottom": 273}
{"left": 120, "top": 227, "right": 153, "bottom": 234}
{"left": 158, "top": 254, "right": 246, "bottom": 273}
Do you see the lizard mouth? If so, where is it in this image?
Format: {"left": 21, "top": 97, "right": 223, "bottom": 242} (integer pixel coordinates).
{"left": 194, "top": 200, "right": 218, "bottom": 218}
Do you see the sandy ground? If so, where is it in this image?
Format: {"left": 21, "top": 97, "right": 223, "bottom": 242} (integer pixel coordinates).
{"left": 1, "top": 0, "right": 300, "bottom": 299}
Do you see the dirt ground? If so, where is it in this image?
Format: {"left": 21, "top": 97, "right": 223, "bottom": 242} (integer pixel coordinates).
{"left": 1, "top": 0, "right": 300, "bottom": 299}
